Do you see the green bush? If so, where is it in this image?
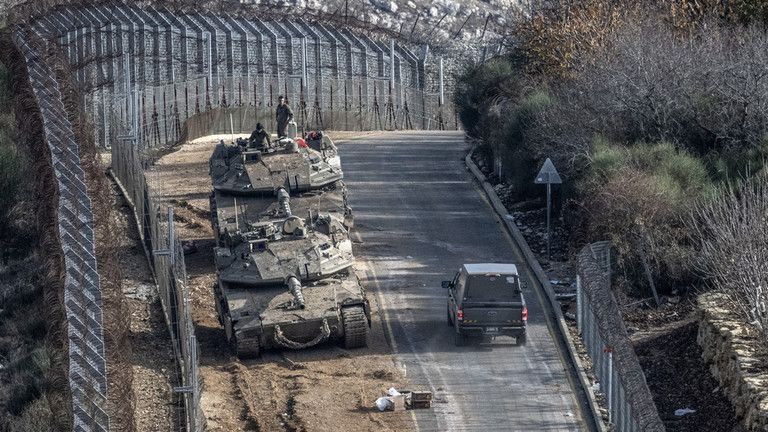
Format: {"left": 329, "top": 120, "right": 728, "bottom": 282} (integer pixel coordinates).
{"left": 578, "top": 139, "right": 714, "bottom": 293}
{"left": 454, "top": 57, "right": 519, "bottom": 137}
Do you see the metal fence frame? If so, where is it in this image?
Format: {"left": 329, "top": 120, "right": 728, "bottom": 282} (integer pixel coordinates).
{"left": 110, "top": 126, "right": 204, "bottom": 432}
{"left": 576, "top": 242, "right": 665, "bottom": 432}
{"left": 110, "top": 73, "right": 456, "bottom": 150}
{"left": 25, "top": 2, "right": 457, "bottom": 149}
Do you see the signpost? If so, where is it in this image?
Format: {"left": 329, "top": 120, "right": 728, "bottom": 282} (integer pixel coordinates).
{"left": 534, "top": 158, "right": 562, "bottom": 260}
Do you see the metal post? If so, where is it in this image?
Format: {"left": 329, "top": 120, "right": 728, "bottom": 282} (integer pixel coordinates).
{"left": 123, "top": 54, "right": 131, "bottom": 130}
{"left": 607, "top": 350, "right": 613, "bottom": 424}
{"left": 205, "top": 34, "right": 213, "bottom": 105}
{"left": 190, "top": 334, "right": 199, "bottom": 432}
{"left": 230, "top": 113, "right": 235, "bottom": 143}
{"left": 133, "top": 89, "right": 139, "bottom": 143}
{"left": 546, "top": 183, "right": 552, "bottom": 260}
{"left": 168, "top": 207, "right": 175, "bottom": 267}
{"left": 301, "top": 37, "right": 308, "bottom": 98}
{"left": 438, "top": 57, "right": 444, "bottom": 106}
{"left": 390, "top": 39, "right": 395, "bottom": 93}
{"left": 576, "top": 275, "right": 582, "bottom": 334}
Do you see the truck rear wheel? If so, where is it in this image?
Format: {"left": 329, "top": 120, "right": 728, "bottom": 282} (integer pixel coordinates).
{"left": 517, "top": 333, "right": 527, "bottom": 346}
{"left": 342, "top": 305, "right": 369, "bottom": 349}
{"left": 454, "top": 331, "right": 465, "bottom": 347}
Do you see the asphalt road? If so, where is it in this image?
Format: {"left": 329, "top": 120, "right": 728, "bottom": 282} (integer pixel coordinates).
{"left": 342, "top": 131, "right": 585, "bottom": 432}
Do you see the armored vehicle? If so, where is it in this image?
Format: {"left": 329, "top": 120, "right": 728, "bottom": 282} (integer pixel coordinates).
{"left": 209, "top": 140, "right": 369, "bottom": 358}
{"left": 209, "top": 138, "right": 342, "bottom": 195}
{"left": 213, "top": 189, "right": 355, "bottom": 286}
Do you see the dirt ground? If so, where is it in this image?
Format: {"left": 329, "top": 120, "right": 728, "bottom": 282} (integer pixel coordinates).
{"left": 623, "top": 297, "right": 741, "bottom": 432}
{"left": 108, "top": 179, "right": 178, "bottom": 431}
{"left": 150, "top": 132, "right": 413, "bottom": 431}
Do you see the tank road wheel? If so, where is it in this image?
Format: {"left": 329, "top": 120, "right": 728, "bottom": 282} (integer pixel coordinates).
{"left": 232, "top": 334, "right": 261, "bottom": 359}
{"left": 342, "top": 305, "right": 369, "bottom": 349}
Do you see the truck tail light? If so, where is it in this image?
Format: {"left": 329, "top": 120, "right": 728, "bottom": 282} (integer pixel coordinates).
{"left": 457, "top": 309, "right": 464, "bottom": 321}
{"left": 522, "top": 306, "right": 528, "bottom": 321}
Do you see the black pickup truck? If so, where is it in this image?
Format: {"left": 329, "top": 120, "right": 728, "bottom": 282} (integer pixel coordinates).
{"left": 443, "top": 263, "right": 528, "bottom": 346}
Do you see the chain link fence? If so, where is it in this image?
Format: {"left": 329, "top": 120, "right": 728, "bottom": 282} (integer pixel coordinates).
{"left": 576, "top": 241, "right": 665, "bottom": 432}
{"left": 110, "top": 73, "right": 457, "bottom": 150}
{"left": 110, "top": 126, "right": 204, "bottom": 432}
{"left": 13, "top": 28, "right": 111, "bottom": 432}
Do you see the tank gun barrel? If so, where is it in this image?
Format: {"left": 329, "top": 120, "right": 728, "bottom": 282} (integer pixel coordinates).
{"left": 277, "top": 187, "right": 292, "bottom": 217}
{"left": 287, "top": 276, "right": 305, "bottom": 309}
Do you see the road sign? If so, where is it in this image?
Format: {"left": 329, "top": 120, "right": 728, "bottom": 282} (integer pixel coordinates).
{"left": 534, "top": 158, "right": 562, "bottom": 184}
{"left": 534, "top": 158, "right": 562, "bottom": 260}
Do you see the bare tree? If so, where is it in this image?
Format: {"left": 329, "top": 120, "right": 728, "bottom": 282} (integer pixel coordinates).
{"left": 689, "top": 175, "right": 768, "bottom": 334}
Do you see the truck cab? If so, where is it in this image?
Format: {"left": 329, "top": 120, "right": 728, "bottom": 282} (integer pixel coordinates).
{"left": 442, "top": 263, "right": 528, "bottom": 346}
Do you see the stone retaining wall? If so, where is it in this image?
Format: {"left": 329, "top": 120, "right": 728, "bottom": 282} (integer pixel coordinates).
{"left": 697, "top": 292, "right": 768, "bottom": 431}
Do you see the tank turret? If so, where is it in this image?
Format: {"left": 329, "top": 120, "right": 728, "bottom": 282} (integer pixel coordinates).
{"left": 210, "top": 139, "right": 343, "bottom": 195}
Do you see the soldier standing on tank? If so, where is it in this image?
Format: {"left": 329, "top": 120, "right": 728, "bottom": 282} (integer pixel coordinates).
{"left": 248, "top": 123, "right": 271, "bottom": 150}
{"left": 276, "top": 95, "right": 294, "bottom": 138}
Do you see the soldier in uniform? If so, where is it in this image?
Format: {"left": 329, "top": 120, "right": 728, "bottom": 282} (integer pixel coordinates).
{"left": 275, "top": 95, "right": 294, "bottom": 138}
{"left": 248, "top": 123, "right": 271, "bottom": 150}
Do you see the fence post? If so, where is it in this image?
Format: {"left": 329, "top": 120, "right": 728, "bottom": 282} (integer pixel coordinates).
{"left": 576, "top": 275, "right": 582, "bottom": 335}
{"left": 167, "top": 207, "right": 175, "bottom": 266}
{"left": 191, "top": 334, "right": 199, "bottom": 432}
{"left": 607, "top": 349, "right": 613, "bottom": 424}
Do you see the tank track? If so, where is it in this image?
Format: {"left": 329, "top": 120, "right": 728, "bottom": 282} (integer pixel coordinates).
{"left": 342, "top": 305, "right": 369, "bottom": 349}
{"left": 234, "top": 335, "right": 261, "bottom": 359}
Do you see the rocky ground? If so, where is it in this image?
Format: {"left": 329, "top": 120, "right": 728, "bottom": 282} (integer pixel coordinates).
{"left": 472, "top": 148, "right": 740, "bottom": 431}
{"left": 148, "top": 132, "right": 413, "bottom": 432}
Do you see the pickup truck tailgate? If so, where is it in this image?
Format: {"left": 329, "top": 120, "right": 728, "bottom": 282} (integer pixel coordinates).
{"left": 462, "top": 303, "right": 524, "bottom": 326}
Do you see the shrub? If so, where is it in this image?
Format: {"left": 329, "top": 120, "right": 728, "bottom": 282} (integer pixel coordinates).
{"left": 454, "top": 57, "right": 520, "bottom": 138}
{"left": 690, "top": 175, "right": 768, "bottom": 341}
{"left": 2, "top": 397, "right": 53, "bottom": 432}
{"left": 577, "top": 140, "right": 712, "bottom": 293}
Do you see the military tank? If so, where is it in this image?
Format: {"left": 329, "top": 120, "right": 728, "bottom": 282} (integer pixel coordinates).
{"left": 209, "top": 137, "right": 342, "bottom": 195}
{"left": 209, "top": 139, "right": 369, "bottom": 358}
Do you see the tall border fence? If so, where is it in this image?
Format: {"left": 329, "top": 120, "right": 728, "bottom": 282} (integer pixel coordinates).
{"left": 12, "top": 28, "right": 111, "bottom": 432}
{"left": 24, "top": 2, "right": 456, "bottom": 150}
{"left": 110, "top": 126, "right": 204, "bottom": 431}
{"left": 112, "top": 74, "right": 455, "bottom": 150}
{"left": 576, "top": 242, "right": 665, "bottom": 432}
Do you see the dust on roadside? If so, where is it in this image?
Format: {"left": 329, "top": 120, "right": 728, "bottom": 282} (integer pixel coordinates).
{"left": 150, "top": 132, "right": 413, "bottom": 432}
